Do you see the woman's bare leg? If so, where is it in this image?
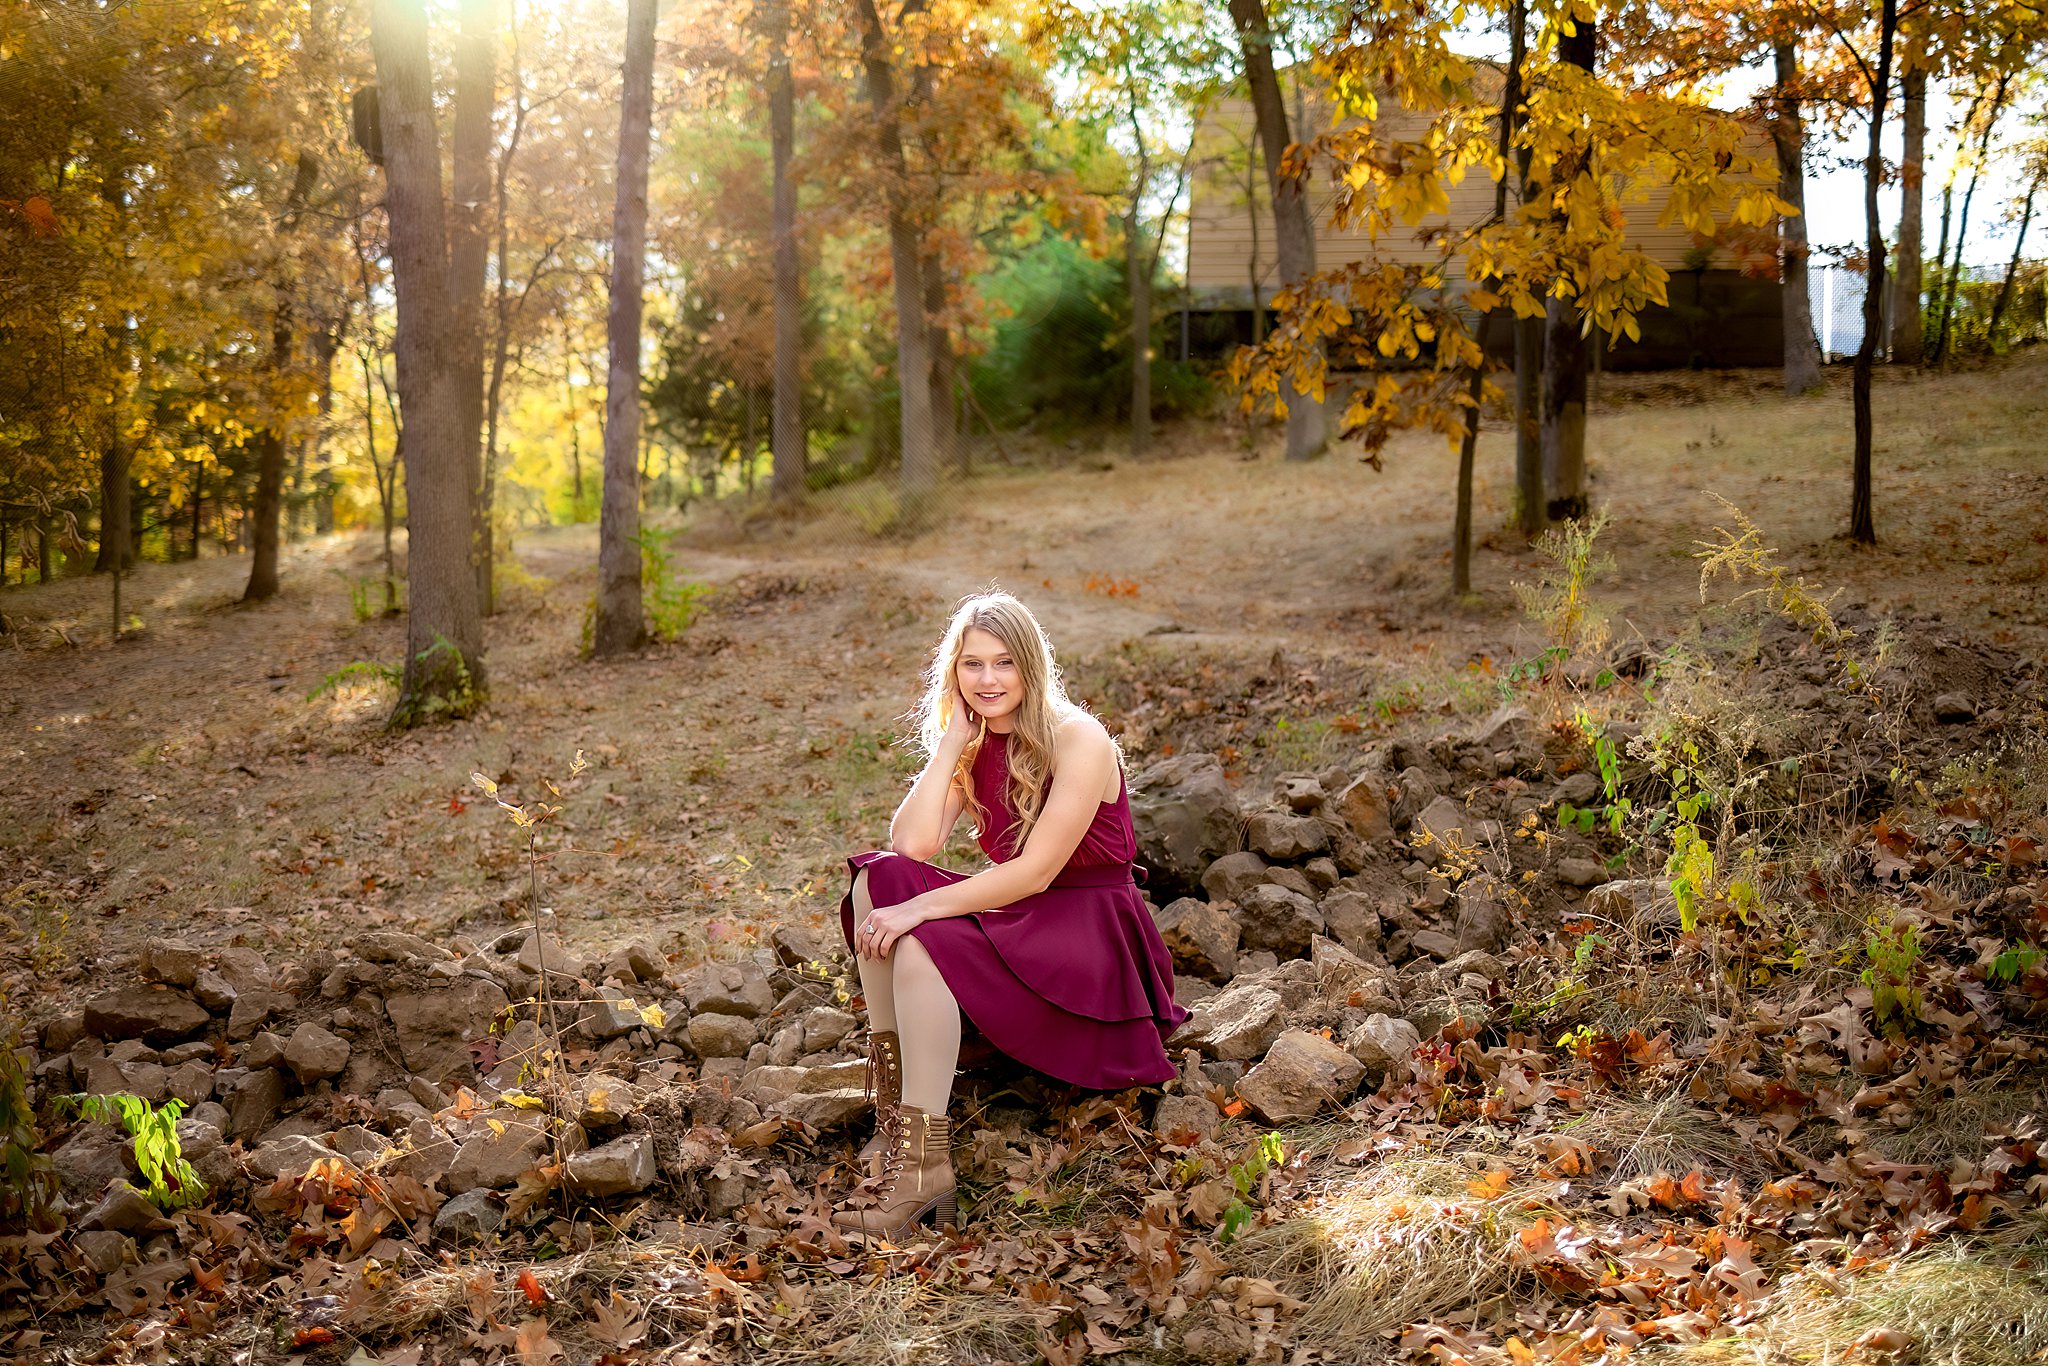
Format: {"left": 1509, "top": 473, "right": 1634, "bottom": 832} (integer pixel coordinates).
{"left": 890, "top": 936, "right": 962, "bottom": 1114}
{"left": 851, "top": 868, "right": 897, "bottom": 1033}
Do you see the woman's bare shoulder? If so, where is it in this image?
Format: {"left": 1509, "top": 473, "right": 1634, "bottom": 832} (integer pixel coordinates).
{"left": 1052, "top": 710, "right": 1116, "bottom": 762}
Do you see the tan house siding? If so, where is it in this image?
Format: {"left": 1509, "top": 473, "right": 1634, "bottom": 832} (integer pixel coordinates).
{"left": 1186, "top": 81, "right": 1774, "bottom": 304}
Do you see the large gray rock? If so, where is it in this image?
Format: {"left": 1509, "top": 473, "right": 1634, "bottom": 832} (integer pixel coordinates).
{"left": 1411, "top": 797, "right": 1502, "bottom": 862}
{"left": 82, "top": 987, "right": 209, "bottom": 1044}
{"left": 1333, "top": 772, "right": 1395, "bottom": 843}
{"left": 433, "top": 1189, "right": 506, "bottom": 1242}
{"left": 1318, "top": 890, "right": 1383, "bottom": 956}
{"left": 1129, "top": 753, "right": 1243, "bottom": 896}
{"left": 1452, "top": 882, "right": 1512, "bottom": 953}
{"left": 771, "top": 1088, "right": 871, "bottom": 1131}
{"left": 1152, "top": 898, "right": 1239, "bottom": 982}
{"left": 212, "top": 947, "right": 273, "bottom": 997}
{"left": 1234, "top": 884, "right": 1323, "bottom": 959}
{"left": 384, "top": 977, "right": 511, "bottom": 1083}
{"left": 565, "top": 1135, "right": 657, "bottom": 1197}
{"left": 1173, "top": 984, "right": 1286, "bottom": 1062}
{"left": 1152, "top": 1092, "right": 1222, "bottom": 1144}
{"left": 739, "top": 1059, "right": 868, "bottom": 1110}
{"left": 568, "top": 1074, "right": 642, "bottom": 1131}
{"left": 445, "top": 1109, "right": 561, "bottom": 1193}
{"left": 191, "top": 969, "right": 238, "bottom": 1013}
{"left": 579, "top": 988, "right": 645, "bottom": 1041}
{"left": 688, "top": 1012, "right": 758, "bottom": 1058}
{"left": 681, "top": 961, "right": 774, "bottom": 1019}
{"left": 223, "top": 1067, "right": 288, "bottom": 1139}
{"left": 51, "top": 1124, "right": 134, "bottom": 1203}
{"left": 1345, "top": 1014, "right": 1421, "bottom": 1082}
{"left": 1201, "top": 851, "right": 1271, "bottom": 905}
{"left": 1245, "top": 812, "right": 1328, "bottom": 861}
{"left": 139, "top": 939, "right": 205, "bottom": 988}
{"left": 1554, "top": 857, "right": 1607, "bottom": 888}
{"left": 226, "top": 990, "right": 295, "bottom": 1041}
{"left": 76, "top": 1183, "right": 173, "bottom": 1235}
{"left": 246, "top": 1135, "right": 344, "bottom": 1182}
{"left": 283, "top": 1023, "right": 351, "bottom": 1084}
{"left": 1237, "top": 1031, "right": 1365, "bottom": 1123}
{"left": 800, "top": 1007, "right": 859, "bottom": 1053}
{"left": 356, "top": 931, "right": 455, "bottom": 964}
{"left": 1476, "top": 703, "right": 1541, "bottom": 752}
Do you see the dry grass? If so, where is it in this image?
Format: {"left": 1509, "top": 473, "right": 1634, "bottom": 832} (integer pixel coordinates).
{"left": 1233, "top": 1154, "right": 1539, "bottom": 1349}
{"left": 1665, "top": 1213, "right": 2048, "bottom": 1366}
{"left": 1550, "top": 1089, "right": 1769, "bottom": 1183}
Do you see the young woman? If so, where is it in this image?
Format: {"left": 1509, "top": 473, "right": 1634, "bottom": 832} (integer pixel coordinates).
{"left": 835, "top": 592, "right": 1188, "bottom": 1239}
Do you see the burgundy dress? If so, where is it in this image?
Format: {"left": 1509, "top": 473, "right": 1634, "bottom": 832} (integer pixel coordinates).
{"left": 839, "top": 729, "right": 1189, "bottom": 1090}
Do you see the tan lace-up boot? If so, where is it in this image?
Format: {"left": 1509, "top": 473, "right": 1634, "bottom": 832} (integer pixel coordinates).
{"left": 832, "top": 1104, "right": 957, "bottom": 1240}
{"left": 858, "top": 1030, "right": 902, "bottom": 1170}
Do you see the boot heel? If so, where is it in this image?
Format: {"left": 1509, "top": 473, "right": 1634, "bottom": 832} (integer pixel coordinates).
{"left": 932, "top": 1194, "right": 958, "bottom": 1228}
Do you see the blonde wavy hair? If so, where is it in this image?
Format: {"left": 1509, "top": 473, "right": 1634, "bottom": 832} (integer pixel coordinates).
{"left": 907, "top": 592, "right": 1108, "bottom": 856}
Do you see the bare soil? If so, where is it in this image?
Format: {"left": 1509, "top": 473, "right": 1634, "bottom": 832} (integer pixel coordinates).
{"left": 2, "top": 352, "right": 2044, "bottom": 1010}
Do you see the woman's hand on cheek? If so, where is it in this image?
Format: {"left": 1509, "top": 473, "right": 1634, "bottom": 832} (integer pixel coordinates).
{"left": 865, "top": 895, "right": 930, "bottom": 959}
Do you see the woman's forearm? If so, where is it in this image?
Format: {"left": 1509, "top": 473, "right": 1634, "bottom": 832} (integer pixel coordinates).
{"left": 917, "top": 855, "right": 1053, "bottom": 919}
{"left": 888, "top": 741, "right": 968, "bottom": 857}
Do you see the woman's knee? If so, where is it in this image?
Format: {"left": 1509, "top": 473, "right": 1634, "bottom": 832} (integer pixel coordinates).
{"left": 892, "top": 935, "right": 941, "bottom": 988}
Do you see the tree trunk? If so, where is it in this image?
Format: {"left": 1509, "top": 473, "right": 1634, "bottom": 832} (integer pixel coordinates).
{"left": 244, "top": 152, "right": 319, "bottom": 602}
{"left": 1989, "top": 174, "right": 2040, "bottom": 341}
{"left": 1129, "top": 206, "right": 1152, "bottom": 458}
{"left": 452, "top": 0, "right": 495, "bottom": 616}
{"left": 854, "top": 0, "right": 937, "bottom": 524}
{"left": 1850, "top": 0, "right": 1896, "bottom": 546}
{"left": 1228, "top": 0, "right": 1324, "bottom": 461}
{"left": 370, "top": 0, "right": 488, "bottom": 720}
{"left": 766, "top": 0, "right": 804, "bottom": 502}
{"left": 95, "top": 436, "right": 132, "bottom": 575}
{"left": 1933, "top": 76, "right": 2008, "bottom": 364}
{"left": 1454, "top": 0, "right": 1522, "bottom": 593}
{"left": 1541, "top": 16, "right": 1595, "bottom": 522}
{"left": 1247, "top": 134, "right": 1265, "bottom": 346}
{"left": 592, "top": 0, "right": 655, "bottom": 657}
{"left": 1890, "top": 67, "right": 1926, "bottom": 363}
{"left": 1772, "top": 44, "right": 1823, "bottom": 394}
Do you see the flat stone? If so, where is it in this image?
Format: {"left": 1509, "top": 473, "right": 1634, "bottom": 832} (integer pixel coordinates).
{"left": 771, "top": 1087, "right": 871, "bottom": 1131}
{"left": 1280, "top": 777, "right": 1326, "bottom": 812}
{"left": 1234, "top": 884, "right": 1323, "bottom": 959}
{"left": 1172, "top": 984, "right": 1286, "bottom": 1062}
{"left": 226, "top": 990, "right": 295, "bottom": 1041}
{"left": 1200, "top": 850, "right": 1271, "bottom": 906}
{"left": 223, "top": 1067, "right": 288, "bottom": 1139}
{"left": 1318, "top": 890, "right": 1383, "bottom": 956}
{"left": 283, "top": 1022, "right": 351, "bottom": 1083}
{"left": 800, "top": 1007, "right": 859, "bottom": 1054}
{"left": 246, "top": 1135, "right": 345, "bottom": 1182}
{"left": 445, "top": 1109, "right": 560, "bottom": 1193}
{"left": 241, "top": 1032, "right": 287, "bottom": 1071}
{"left": 565, "top": 1134, "right": 657, "bottom": 1196}
{"left": 1174, "top": 975, "right": 1219, "bottom": 1005}
{"left": 1129, "top": 752, "right": 1243, "bottom": 897}
{"left": 1411, "top": 797, "right": 1503, "bottom": 863}
{"left": 1409, "top": 929, "right": 1460, "bottom": 960}
{"left": 1476, "top": 703, "right": 1541, "bottom": 752}
{"left": 356, "top": 930, "right": 454, "bottom": 964}
{"left": 1152, "top": 1092, "right": 1223, "bottom": 1143}
{"left": 433, "top": 1189, "right": 506, "bottom": 1242}
{"left": 688, "top": 1012, "right": 758, "bottom": 1058}
{"left": 1555, "top": 858, "right": 1606, "bottom": 888}
{"left": 165, "top": 1060, "right": 214, "bottom": 1107}
{"left": 1310, "top": 936, "right": 1379, "bottom": 999}
{"left": 76, "top": 1183, "right": 173, "bottom": 1235}
{"left": 681, "top": 961, "right": 774, "bottom": 1019}
{"left": 1345, "top": 1014, "right": 1421, "bottom": 1082}
{"left": 515, "top": 931, "right": 577, "bottom": 977}
{"left": 1933, "top": 692, "right": 1976, "bottom": 724}
{"left": 1442, "top": 950, "right": 1507, "bottom": 983}
{"left": 82, "top": 987, "right": 209, "bottom": 1044}
{"left": 212, "top": 947, "right": 272, "bottom": 996}
{"left": 384, "top": 977, "right": 511, "bottom": 1083}
{"left": 52, "top": 1124, "right": 134, "bottom": 1203}
{"left": 1236, "top": 1031, "right": 1365, "bottom": 1124}
{"left": 1553, "top": 772, "right": 1601, "bottom": 806}
{"left": 1333, "top": 772, "right": 1395, "bottom": 843}
{"left": 190, "top": 969, "right": 237, "bottom": 1012}
{"left": 1452, "top": 883, "right": 1512, "bottom": 953}
{"left": 329, "top": 1125, "right": 386, "bottom": 1162}
{"left": 1245, "top": 812, "right": 1329, "bottom": 861}
{"left": 580, "top": 988, "right": 644, "bottom": 1040}
{"left": 139, "top": 939, "right": 205, "bottom": 988}
{"left": 1152, "top": 897, "right": 1239, "bottom": 982}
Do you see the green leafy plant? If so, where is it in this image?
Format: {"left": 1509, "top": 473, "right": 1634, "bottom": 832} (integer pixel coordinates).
{"left": 1557, "top": 710, "right": 1635, "bottom": 841}
{"left": 636, "top": 528, "right": 709, "bottom": 642}
{"left": 397, "top": 633, "right": 484, "bottom": 723}
{"left": 1990, "top": 942, "right": 2044, "bottom": 984}
{"left": 2, "top": 1024, "right": 58, "bottom": 1231}
{"left": 1863, "top": 922, "right": 1925, "bottom": 1036}
{"left": 56, "top": 1093, "right": 203, "bottom": 1210}
{"left": 1218, "top": 1131, "right": 1285, "bottom": 1245}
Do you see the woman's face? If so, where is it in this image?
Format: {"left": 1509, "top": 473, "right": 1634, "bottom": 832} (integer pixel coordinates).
{"left": 956, "top": 626, "right": 1025, "bottom": 730}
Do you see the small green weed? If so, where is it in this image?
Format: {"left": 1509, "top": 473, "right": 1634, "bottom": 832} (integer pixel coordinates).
{"left": 1863, "top": 921, "right": 1925, "bottom": 1036}
{"left": 307, "top": 659, "right": 401, "bottom": 701}
{"left": 1990, "top": 942, "right": 2043, "bottom": 984}
{"left": 2, "top": 1023, "right": 58, "bottom": 1230}
{"left": 1514, "top": 511, "right": 1613, "bottom": 664}
{"left": 1218, "top": 1131, "right": 1285, "bottom": 1245}
{"left": 56, "top": 1093, "right": 204, "bottom": 1209}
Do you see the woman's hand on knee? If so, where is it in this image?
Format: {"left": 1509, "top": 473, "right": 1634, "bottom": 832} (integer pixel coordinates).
{"left": 860, "top": 895, "right": 930, "bottom": 961}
